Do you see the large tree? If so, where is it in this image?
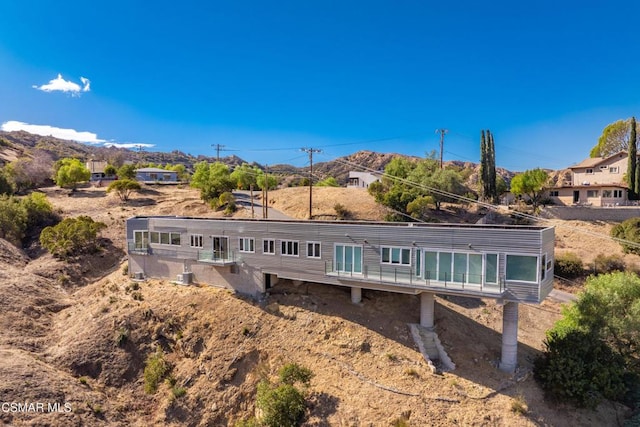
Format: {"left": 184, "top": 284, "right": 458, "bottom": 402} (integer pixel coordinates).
{"left": 53, "top": 158, "right": 90, "bottom": 190}
{"left": 107, "top": 179, "right": 141, "bottom": 202}
{"left": 510, "top": 168, "right": 549, "bottom": 211}
{"left": 480, "top": 129, "right": 498, "bottom": 203}
{"left": 591, "top": 118, "right": 640, "bottom": 158}
{"left": 190, "top": 161, "right": 234, "bottom": 202}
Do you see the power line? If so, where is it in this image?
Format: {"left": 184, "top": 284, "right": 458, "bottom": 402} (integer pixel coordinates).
{"left": 211, "top": 144, "right": 227, "bottom": 162}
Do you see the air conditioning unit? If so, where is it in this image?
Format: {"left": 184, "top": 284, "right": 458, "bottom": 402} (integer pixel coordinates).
{"left": 176, "top": 272, "right": 193, "bottom": 285}
{"left": 133, "top": 272, "right": 145, "bottom": 280}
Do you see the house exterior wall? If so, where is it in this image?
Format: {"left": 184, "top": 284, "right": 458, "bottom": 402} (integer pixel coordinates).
{"left": 549, "top": 185, "right": 628, "bottom": 207}
{"left": 126, "top": 217, "right": 554, "bottom": 304}
{"left": 571, "top": 153, "right": 626, "bottom": 187}
{"left": 347, "top": 172, "right": 380, "bottom": 188}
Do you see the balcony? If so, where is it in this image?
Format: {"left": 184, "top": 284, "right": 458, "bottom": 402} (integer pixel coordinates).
{"left": 196, "top": 250, "right": 237, "bottom": 266}
{"left": 325, "top": 261, "right": 505, "bottom": 297}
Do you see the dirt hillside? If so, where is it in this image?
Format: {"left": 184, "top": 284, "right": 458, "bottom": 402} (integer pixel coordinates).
{"left": 0, "top": 184, "right": 632, "bottom": 426}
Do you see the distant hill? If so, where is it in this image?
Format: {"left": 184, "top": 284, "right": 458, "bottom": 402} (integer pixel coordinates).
{"left": 0, "top": 130, "right": 518, "bottom": 189}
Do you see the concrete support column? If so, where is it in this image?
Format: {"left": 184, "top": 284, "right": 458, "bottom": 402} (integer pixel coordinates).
{"left": 500, "top": 301, "right": 519, "bottom": 373}
{"left": 420, "top": 292, "right": 435, "bottom": 329}
{"left": 351, "top": 287, "right": 362, "bottom": 304}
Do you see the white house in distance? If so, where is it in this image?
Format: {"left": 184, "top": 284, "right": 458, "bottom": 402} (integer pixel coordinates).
{"left": 548, "top": 152, "right": 631, "bottom": 206}
{"left": 135, "top": 167, "right": 179, "bottom": 184}
{"left": 347, "top": 171, "right": 380, "bottom": 188}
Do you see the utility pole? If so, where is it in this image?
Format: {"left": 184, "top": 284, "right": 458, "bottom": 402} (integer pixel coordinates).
{"left": 435, "top": 129, "right": 448, "bottom": 169}
{"left": 263, "top": 165, "right": 269, "bottom": 219}
{"left": 301, "top": 147, "right": 322, "bottom": 219}
{"left": 211, "top": 144, "right": 226, "bottom": 162}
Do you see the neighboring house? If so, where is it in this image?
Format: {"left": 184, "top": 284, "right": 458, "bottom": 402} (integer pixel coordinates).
{"left": 347, "top": 171, "right": 380, "bottom": 188}
{"left": 548, "top": 152, "right": 630, "bottom": 206}
{"left": 86, "top": 160, "right": 109, "bottom": 181}
{"left": 135, "top": 167, "right": 179, "bottom": 184}
{"left": 127, "top": 216, "right": 555, "bottom": 372}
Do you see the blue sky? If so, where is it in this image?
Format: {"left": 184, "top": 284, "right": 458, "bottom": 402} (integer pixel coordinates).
{"left": 1, "top": 1, "right": 639, "bottom": 171}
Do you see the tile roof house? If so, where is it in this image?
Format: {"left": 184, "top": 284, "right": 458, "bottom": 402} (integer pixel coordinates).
{"left": 548, "top": 152, "right": 631, "bottom": 206}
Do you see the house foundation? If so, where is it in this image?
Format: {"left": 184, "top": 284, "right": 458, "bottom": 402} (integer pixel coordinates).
{"left": 499, "top": 301, "right": 519, "bottom": 373}
{"left": 420, "top": 292, "right": 435, "bottom": 329}
{"left": 351, "top": 287, "right": 362, "bottom": 304}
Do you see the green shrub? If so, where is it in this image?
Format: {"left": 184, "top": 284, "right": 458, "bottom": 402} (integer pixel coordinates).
{"left": 256, "top": 381, "right": 306, "bottom": 427}
{"left": 534, "top": 329, "right": 627, "bottom": 408}
{"left": 593, "top": 253, "right": 625, "bottom": 274}
{"left": 333, "top": 203, "right": 351, "bottom": 220}
{"left": 0, "top": 195, "right": 27, "bottom": 245}
{"left": 278, "top": 363, "right": 313, "bottom": 387}
{"left": 40, "top": 215, "right": 106, "bottom": 259}
{"left": 612, "top": 217, "right": 640, "bottom": 254}
{"left": 143, "top": 350, "right": 169, "bottom": 394}
{"left": 554, "top": 252, "right": 584, "bottom": 279}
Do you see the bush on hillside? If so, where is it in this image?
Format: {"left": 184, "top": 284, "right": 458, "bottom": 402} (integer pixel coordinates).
{"left": 611, "top": 217, "right": 640, "bottom": 255}
{"left": 594, "top": 253, "right": 626, "bottom": 274}
{"left": 40, "top": 215, "right": 106, "bottom": 259}
{"left": 554, "top": 252, "right": 584, "bottom": 279}
{"left": 0, "top": 193, "right": 58, "bottom": 246}
{"left": 143, "top": 349, "right": 169, "bottom": 394}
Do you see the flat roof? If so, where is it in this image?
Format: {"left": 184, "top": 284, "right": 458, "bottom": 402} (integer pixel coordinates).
{"left": 129, "top": 215, "right": 552, "bottom": 231}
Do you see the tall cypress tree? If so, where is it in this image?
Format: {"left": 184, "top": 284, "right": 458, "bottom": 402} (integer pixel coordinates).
{"left": 480, "top": 130, "right": 487, "bottom": 200}
{"left": 488, "top": 130, "right": 497, "bottom": 202}
{"left": 628, "top": 117, "right": 637, "bottom": 200}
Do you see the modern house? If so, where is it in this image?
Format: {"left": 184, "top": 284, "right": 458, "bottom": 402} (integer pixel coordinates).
{"left": 548, "top": 152, "right": 630, "bottom": 206}
{"left": 126, "top": 216, "right": 555, "bottom": 373}
{"left": 86, "top": 160, "right": 109, "bottom": 181}
{"left": 135, "top": 167, "right": 179, "bottom": 184}
{"left": 347, "top": 171, "right": 380, "bottom": 189}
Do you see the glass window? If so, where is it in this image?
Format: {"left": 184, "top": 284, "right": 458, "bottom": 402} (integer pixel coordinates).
{"left": 160, "top": 232, "right": 170, "bottom": 245}
{"left": 170, "top": 232, "right": 181, "bottom": 246}
{"left": 239, "top": 237, "right": 255, "bottom": 253}
{"left": 281, "top": 240, "right": 299, "bottom": 256}
{"left": 469, "top": 254, "right": 483, "bottom": 284}
{"left": 381, "top": 246, "right": 411, "bottom": 265}
{"left": 438, "top": 252, "right": 452, "bottom": 282}
{"left": 587, "top": 190, "right": 599, "bottom": 198}
{"left": 415, "top": 250, "right": 422, "bottom": 276}
{"left": 190, "top": 234, "right": 203, "bottom": 248}
{"left": 541, "top": 254, "right": 546, "bottom": 280}
{"left": 335, "top": 244, "right": 362, "bottom": 274}
{"left": 150, "top": 231, "right": 159, "bottom": 244}
{"left": 602, "top": 190, "right": 612, "bottom": 198}
{"left": 307, "top": 242, "right": 321, "bottom": 258}
{"left": 134, "top": 230, "right": 148, "bottom": 250}
{"left": 610, "top": 167, "right": 619, "bottom": 173}
{"left": 586, "top": 168, "right": 594, "bottom": 174}
{"left": 485, "top": 253, "right": 498, "bottom": 284}
{"left": 424, "top": 251, "right": 437, "bottom": 280}
{"left": 263, "top": 239, "right": 275, "bottom": 254}
{"left": 453, "top": 253, "right": 467, "bottom": 282}
{"left": 506, "top": 254, "right": 538, "bottom": 282}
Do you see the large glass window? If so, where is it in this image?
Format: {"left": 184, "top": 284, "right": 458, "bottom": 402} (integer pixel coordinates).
{"left": 506, "top": 254, "right": 538, "bottom": 283}
{"left": 438, "top": 252, "right": 452, "bottom": 281}
{"left": 453, "top": 253, "right": 467, "bottom": 282}
{"left": 170, "top": 232, "right": 181, "bottom": 246}
{"left": 468, "top": 254, "right": 483, "bottom": 284}
{"left": 485, "top": 253, "right": 498, "bottom": 284}
{"left": 424, "top": 252, "right": 437, "bottom": 280}
{"left": 150, "top": 231, "right": 159, "bottom": 244}
{"left": 335, "top": 244, "right": 362, "bottom": 274}
{"left": 134, "top": 230, "right": 148, "bottom": 250}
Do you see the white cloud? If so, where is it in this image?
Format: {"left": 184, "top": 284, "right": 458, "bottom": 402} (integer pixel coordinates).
{"left": 32, "top": 74, "right": 91, "bottom": 95}
{"left": 104, "top": 142, "right": 155, "bottom": 149}
{"left": 1, "top": 120, "right": 105, "bottom": 143}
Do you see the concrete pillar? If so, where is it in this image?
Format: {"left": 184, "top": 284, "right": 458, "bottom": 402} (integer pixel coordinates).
{"left": 499, "top": 301, "right": 519, "bottom": 373}
{"left": 420, "top": 292, "right": 435, "bottom": 329}
{"left": 351, "top": 287, "right": 362, "bottom": 304}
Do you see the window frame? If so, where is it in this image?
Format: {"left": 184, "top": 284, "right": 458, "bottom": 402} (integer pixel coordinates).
{"left": 380, "top": 246, "right": 412, "bottom": 266}
{"left": 505, "top": 253, "right": 539, "bottom": 284}
{"left": 239, "top": 237, "right": 255, "bottom": 253}
{"left": 281, "top": 240, "right": 299, "bottom": 257}
{"left": 263, "top": 238, "right": 276, "bottom": 255}
{"left": 307, "top": 241, "right": 321, "bottom": 259}
{"left": 190, "top": 234, "right": 203, "bottom": 248}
